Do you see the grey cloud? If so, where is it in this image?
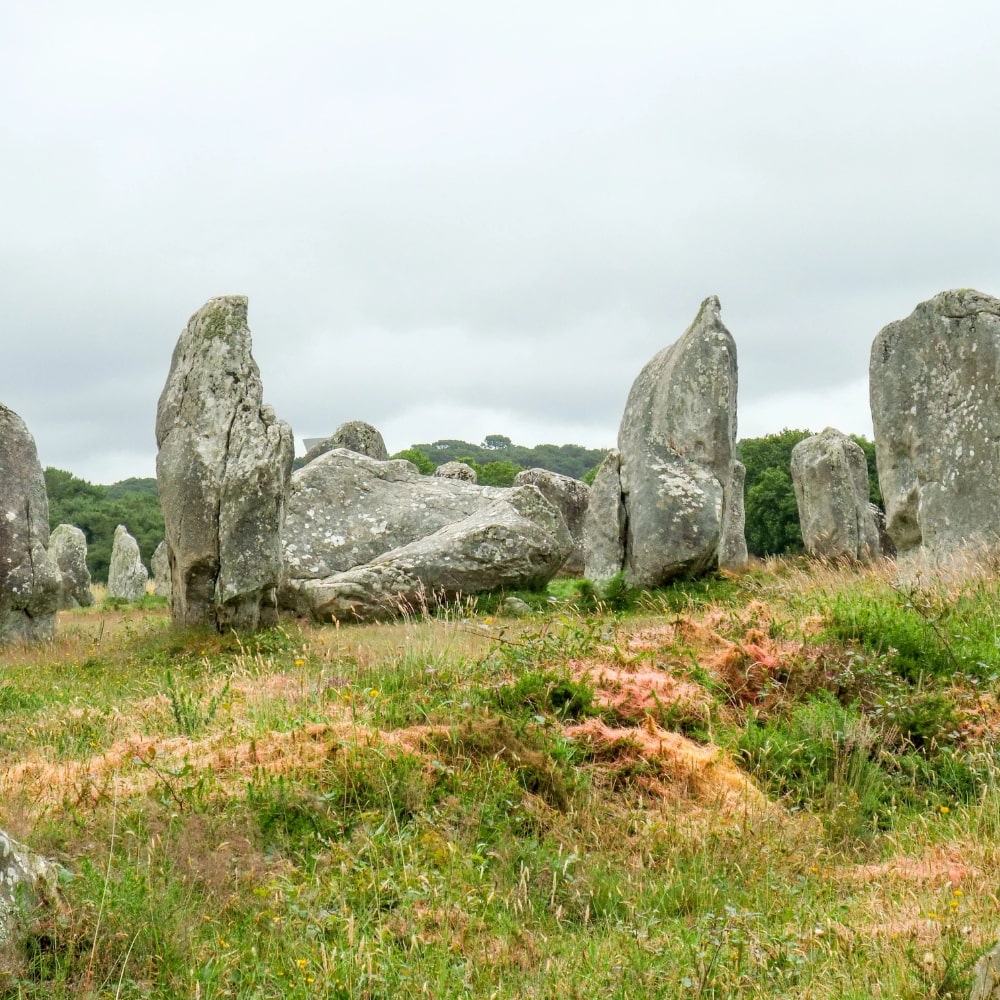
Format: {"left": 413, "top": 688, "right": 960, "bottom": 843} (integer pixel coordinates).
{"left": 3, "top": 1, "right": 999, "bottom": 482}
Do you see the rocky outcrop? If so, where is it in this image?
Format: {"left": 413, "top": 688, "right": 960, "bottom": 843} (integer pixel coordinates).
{"left": 48, "top": 524, "right": 94, "bottom": 608}
{"left": 285, "top": 484, "right": 572, "bottom": 621}
{"left": 156, "top": 296, "right": 294, "bottom": 631}
{"left": 514, "top": 468, "right": 589, "bottom": 575}
{"left": 870, "top": 289, "right": 1000, "bottom": 569}
{"left": 107, "top": 525, "right": 148, "bottom": 600}
{"left": 302, "top": 421, "right": 389, "bottom": 465}
{"left": 583, "top": 450, "right": 626, "bottom": 581}
{"left": 150, "top": 540, "right": 171, "bottom": 598}
{"left": 790, "top": 428, "right": 879, "bottom": 562}
{"left": 0, "top": 405, "right": 61, "bottom": 644}
{"left": 584, "top": 297, "right": 746, "bottom": 586}
{"left": 434, "top": 461, "right": 478, "bottom": 483}
{"left": 0, "top": 830, "right": 61, "bottom": 973}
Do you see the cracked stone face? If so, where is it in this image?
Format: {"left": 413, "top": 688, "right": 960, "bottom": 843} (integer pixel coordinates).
{"left": 155, "top": 296, "right": 294, "bottom": 631}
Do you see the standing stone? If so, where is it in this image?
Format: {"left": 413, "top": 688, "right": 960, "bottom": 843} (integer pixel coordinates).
{"left": 48, "top": 524, "right": 94, "bottom": 608}
{"left": 870, "top": 289, "right": 1000, "bottom": 569}
{"left": 720, "top": 460, "right": 749, "bottom": 571}
{"left": 156, "top": 296, "right": 294, "bottom": 631}
{"left": 0, "top": 405, "right": 60, "bottom": 644}
{"left": 150, "top": 540, "right": 171, "bottom": 599}
{"left": 616, "top": 296, "right": 746, "bottom": 586}
{"left": 434, "top": 461, "right": 478, "bottom": 483}
{"left": 107, "top": 525, "right": 148, "bottom": 601}
{"left": 302, "top": 421, "right": 389, "bottom": 465}
{"left": 583, "top": 450, "right": 627, "bottom": 582}
{"left": 514, "top": 468, "right": 589, "bottom": 575}
{"left": 790, "top": 428, "right": 880, "bottom": 562}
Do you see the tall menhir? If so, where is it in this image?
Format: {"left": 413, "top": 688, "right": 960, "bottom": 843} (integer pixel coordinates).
{"left": 155, "top": 296, "right": 294, "bottom": 631}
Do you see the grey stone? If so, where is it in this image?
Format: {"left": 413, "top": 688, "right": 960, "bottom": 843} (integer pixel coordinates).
{"left": 502, "top": 596, "right": 532, "bottom": 616}
{"left": 0, "top": 830, "right": 61, "bottom": 973}
{"left": 434, "top": 461, "right": 478, "bottom": 483}
{"left": 302, "top": 421, "right": 389, "bottom": 465}
{"left": 48, "top": 524, "right": 94, "bottom": 608}
{"left": 583, "top": 449, "right": 626, "bottom": 582}
{"left": 285, "top": 484, "right": 572, "bottom": 621}
{"left": 107, "top": 525, "right": 148, "bottom": 601}
{"left": 156, "top": 296, "right": 294, "bottom": 631}
{"left": 870, "top": 289, "right": 1000, "bottom": 570}
{"left": 972, "top": 938, "right": 1000, "bottom": 999}
{"left": 0, "top": 405, "right": 60, "bottom": 644}
{"left": 151, "top": 540, "right": 171, "bottom": 598}
{"left": 514, "top": 468, "right": 589, "bottom": 575}
{"left": 720, "top": 460, "right": 749, "bottom": 571}
{"left": 283, "top": 449, "right": 510, "bottom": 584}
{"left": 790, "top": 428, "right": 880, "bottom": 562}
{"left": 616, "top": 296, "right": 746, "bottom": 586}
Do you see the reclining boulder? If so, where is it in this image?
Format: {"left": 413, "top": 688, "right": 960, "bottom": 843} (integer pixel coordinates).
{"left": 280, "top": 449, "right": 571, "bottom": 619}
{"left": 285, "top": 485, "right": 571, "bottom": 621}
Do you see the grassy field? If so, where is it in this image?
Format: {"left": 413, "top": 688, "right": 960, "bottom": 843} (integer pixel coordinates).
{"left": 2, "top": 559, "right": 1000, "bottom": 998}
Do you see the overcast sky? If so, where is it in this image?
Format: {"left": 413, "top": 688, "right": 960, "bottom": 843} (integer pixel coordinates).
{"left": 3, "top": 1, "right": 998, "bottom": 483}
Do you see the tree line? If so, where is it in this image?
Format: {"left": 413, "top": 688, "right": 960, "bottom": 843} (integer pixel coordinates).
{"left": 43, "top": 429, "right": 881, "bottom": 581}
{"left": 44, "top": 469, "right": 163, "bottom": 583}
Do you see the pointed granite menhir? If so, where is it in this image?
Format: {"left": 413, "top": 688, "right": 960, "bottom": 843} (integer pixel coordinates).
{"left": 156, "top": 296, "right": 294, "bottom": 631}
{"left": 584, "top": 296, "right": 747, "bottom": 586}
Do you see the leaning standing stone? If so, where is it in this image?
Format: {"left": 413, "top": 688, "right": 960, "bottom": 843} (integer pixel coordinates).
{"left": 48, "top": 523, "right": 95, "bottom": 608}
{"left": 870, "top": 289, "right": 1000, "bottom": 571}
{"left": 791, "top": 428, "right": 879, "bottom": 562}
{"left": 156, "top": 296, "right": 294, "bottom": 630}
{"left": 0, "top": 404, "right": 60, "bottom": 644}
{"left": 107, "top": 525, "right": 148, "bottom": 601}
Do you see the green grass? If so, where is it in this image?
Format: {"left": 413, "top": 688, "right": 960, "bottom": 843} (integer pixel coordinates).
{"left": 3, "top": 559, "right": 1000, "bottom": 996}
